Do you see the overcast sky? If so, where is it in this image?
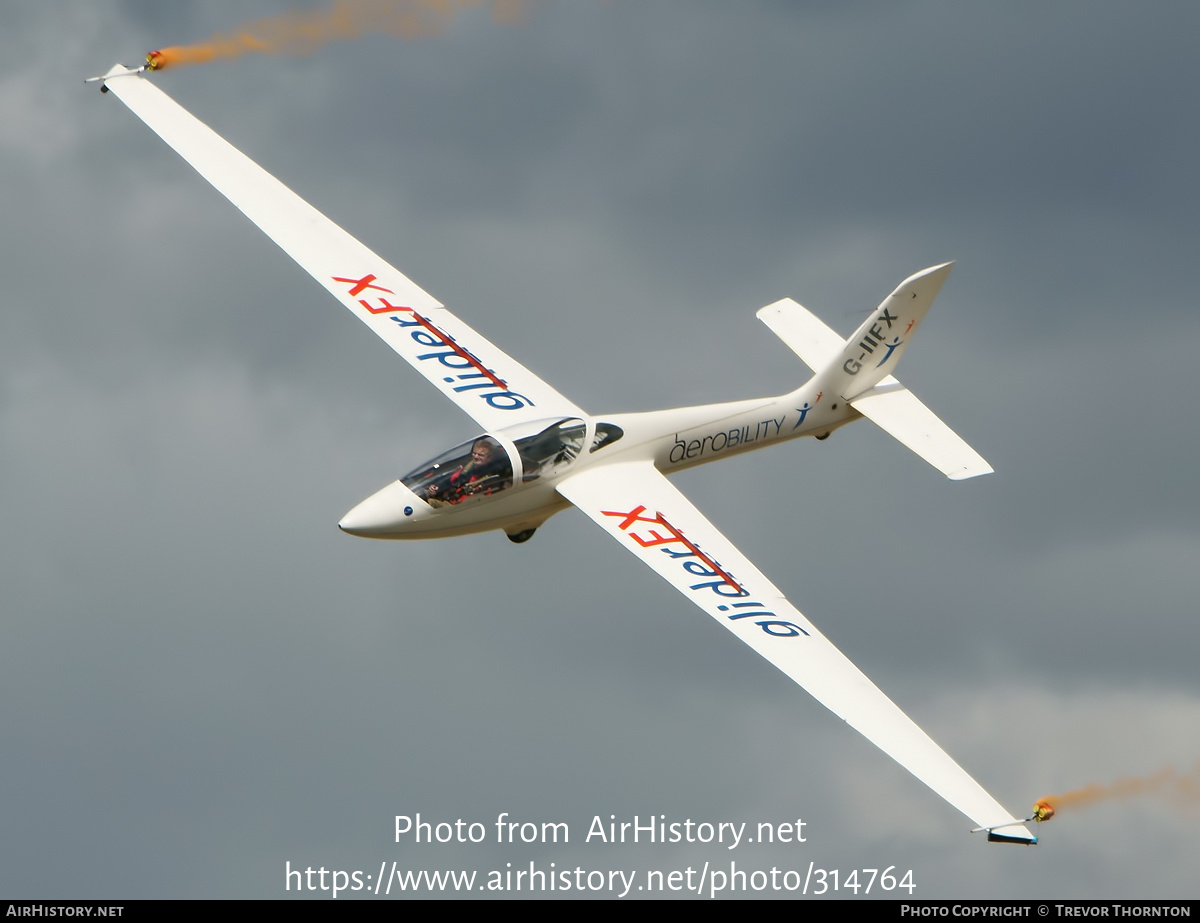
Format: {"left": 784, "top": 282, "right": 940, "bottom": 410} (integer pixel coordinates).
{"left": 3, "top": 1, "right": 1198, "bottom": 900}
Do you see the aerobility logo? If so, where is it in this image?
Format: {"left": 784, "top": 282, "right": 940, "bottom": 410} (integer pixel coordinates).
{"left": 669, "top": 415, "right": 787, "bottom": 464}
{"left": 333, "top": 273, "right": 534, "bottom": 411}
{"left": 600, "top": 505, "right": 809, "bottom": 639}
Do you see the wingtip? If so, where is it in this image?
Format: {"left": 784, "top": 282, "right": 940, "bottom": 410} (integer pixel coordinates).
{"left": 84, "top": 63, "right": 146, "bottom": 87}
{"left": 972, "top": 820, "right": 1038, "bottom": 845}
{"left": 986, "top": 830, "right": 1038, "bottom": 846}
{"left": 948, "top": 463, "right": 994, "bottom": 481}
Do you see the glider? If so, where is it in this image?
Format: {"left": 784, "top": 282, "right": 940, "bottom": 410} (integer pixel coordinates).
{"left": 98, "top": 64, "right": 1034, "bottom": 844}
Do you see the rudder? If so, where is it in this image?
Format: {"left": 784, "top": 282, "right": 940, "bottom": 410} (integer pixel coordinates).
{"left": 827, "top": 262, "right": 953, "bottom": 400}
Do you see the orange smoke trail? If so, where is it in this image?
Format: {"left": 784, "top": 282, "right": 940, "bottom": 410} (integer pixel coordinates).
{"left": 146, "top": 0, "right": 526, "bottom": 71}
{"left": 1038, "top": 762, "right": 1200, "bottom": 817}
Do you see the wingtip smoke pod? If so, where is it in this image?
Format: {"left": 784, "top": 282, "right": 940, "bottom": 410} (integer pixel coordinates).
{"left": 1032, "top": 799, "right": 1055, "bottom": 823}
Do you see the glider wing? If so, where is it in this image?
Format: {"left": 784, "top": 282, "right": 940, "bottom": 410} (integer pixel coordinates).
{"left": 102, "top": 66, "right": 585, "bottom": 432}
{"left": 557, "top": 459, "right": 1033, "bottom": 841}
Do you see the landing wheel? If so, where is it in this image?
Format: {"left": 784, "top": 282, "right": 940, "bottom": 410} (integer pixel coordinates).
{"left": 815, "top": 432, "right": 831, "bottom": 441}
{"left": 506, "top": 528, "right": 537, "bottom": 544}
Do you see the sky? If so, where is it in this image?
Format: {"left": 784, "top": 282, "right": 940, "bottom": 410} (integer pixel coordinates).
{"left": 3, "top": 0, "right": 1199, "bottom": 900}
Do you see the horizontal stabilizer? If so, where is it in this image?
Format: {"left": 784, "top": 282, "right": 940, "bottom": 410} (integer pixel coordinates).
{"left": 756, "top": 297, "right": 844, "bottom": 373}
{"left": 850, "top": 378, "right": 993, "bottom": 480}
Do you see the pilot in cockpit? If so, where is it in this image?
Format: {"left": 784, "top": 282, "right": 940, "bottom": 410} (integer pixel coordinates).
{"left": 423, "top": 436, "right": 512, "bottom": 505}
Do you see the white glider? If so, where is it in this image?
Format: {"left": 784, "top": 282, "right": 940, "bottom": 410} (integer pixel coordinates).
{"left": 99, "top": 63, "right": 1034, "bottom": 844}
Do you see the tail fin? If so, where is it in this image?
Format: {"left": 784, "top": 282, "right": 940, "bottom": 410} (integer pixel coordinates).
{"left": 831, "top": 262, "right": 953, "bottom": 400}
{"left": 758, "top": 263, "right": 991, "bottom": 480}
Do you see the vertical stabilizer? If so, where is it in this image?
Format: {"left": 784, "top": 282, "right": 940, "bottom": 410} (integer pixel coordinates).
{"left": 823, "top": 262, "right": 953, "bottom": 401}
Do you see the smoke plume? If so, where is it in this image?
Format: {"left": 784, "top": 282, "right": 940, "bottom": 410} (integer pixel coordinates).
{"left": 1039, "top": 762, "right": 1200, "bottom": 816}
{"left": 148, "top": 0, "right": 525, "bottom": 71}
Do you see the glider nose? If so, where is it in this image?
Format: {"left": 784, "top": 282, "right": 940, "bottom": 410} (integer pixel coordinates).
{"left": 339, "top": 481, "right": 421, "bottom": 538}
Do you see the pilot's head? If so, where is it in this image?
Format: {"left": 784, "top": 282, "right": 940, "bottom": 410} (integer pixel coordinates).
{"left": 471, "top": 437, "right": 500, "bottom": 467}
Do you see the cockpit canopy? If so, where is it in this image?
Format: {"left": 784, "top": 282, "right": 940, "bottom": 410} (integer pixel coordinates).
{"left": 400, "top": 417, "right": 623, "bottom": 508}
{"left": 400, "top": 434, "right": 514, "bottom": 506}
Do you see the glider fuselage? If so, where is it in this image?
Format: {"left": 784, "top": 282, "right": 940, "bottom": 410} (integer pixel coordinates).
{"left": 338, "top": 378, "right": 856, "bottom": 541}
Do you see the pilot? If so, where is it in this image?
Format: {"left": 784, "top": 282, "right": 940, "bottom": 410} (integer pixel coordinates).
{"left": 425, "top": 437, "right": 510, "bottom": 504}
